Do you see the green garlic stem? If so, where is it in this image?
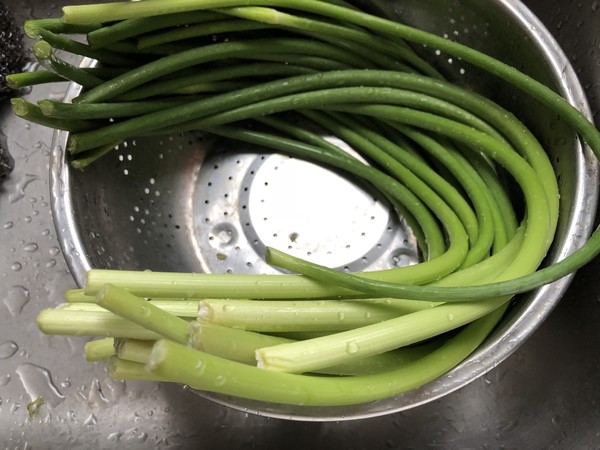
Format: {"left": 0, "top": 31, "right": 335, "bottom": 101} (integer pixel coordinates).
{"left": 109, "top": 357, "right": 167, "bottom": 382}
{"left": 115, "top": 339, "right": 155, "bottom": 363}
{"left": 198, "top": 298, "right": 436, "bottom": 332}
{"left": 256, "top": 297, "right": 506, "bottom": 373}
{"left": 39, "top": 98, "right": 194, "bottom": 120}
{"left": 11, "top": 98, "right": 96, "bottom": 133}
{"left": 36, "top": 309, "right": 163, "bottom": 340}
{"left": 87, "top": 10, "right": 228, "bottom": 48}
{"left": 23, "top": 18, "right": 101, "bottom": 36}
{"left": 70, "top": 141, "right": 121, "bottom": 170}
{"left": 65, "top": 289, "right": 93, "bottom": 303}
{"left": 59, "top": 300, "right": 199, "bottom": 317}
{"left": 189, "top": 321, "right": 440, "bottom": 376}
{"left": 221, "top": 6, "right": 437, "bottom": 77}
{"left": 84, "top": 337, "right": 116, "bottom": 362}
{"left": 96, "top": 284, "right": 190, "bottom": 344}
{"left": 144, "top": 309, "right": 500, "bottom": 407}
{"left": 138, "top": 19, "right": 270, "bottom": 49}
{"left": 32, "top": 40, "right": 105, "bottom": 89}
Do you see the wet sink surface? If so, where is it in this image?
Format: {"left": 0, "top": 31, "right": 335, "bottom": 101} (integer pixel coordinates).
{"left": 1, "top": 1, "right": 599, "bottom": 448}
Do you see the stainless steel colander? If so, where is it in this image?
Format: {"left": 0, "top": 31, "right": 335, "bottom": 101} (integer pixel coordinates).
{"left": 49, "top": 0, "right": 598, "bottom": 420}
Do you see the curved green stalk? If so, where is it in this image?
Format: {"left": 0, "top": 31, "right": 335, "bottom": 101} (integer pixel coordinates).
{"left": 296, "top": 111, "right": 484, "bottom": 261}
{"left": 144, "top": 309, "right": 501, "bottom": 406}
{"left": 102, "top": 63, "right": 314, "bottom": 101}
{"left": 39, "top": 97, "right": 195, "bottom": 120}
{"left": 253, "top": 114, "right": 447, "bottom": 258}
{"left": 11, "top": 98, "right": 97, "bottom": 133}
{"left": 189, "top": 321, "right": 441, "bottom": 376}
{"left": 36, "top": 308, "right": 164, "bottom": 340}
{"left": 198, "top": 298, "right": 436, "bottom": 332}
{"left": 206, "top": 124, "right": 469, "bottom": 283}
{"left": 84, "top": 337, "right": 116, "bottom": 361}
{"left": 137, "top": 19, "right": 271, "bottom": 49}
{"left": 96, "top": 284, "right": 190, "bottom": 344}
{"left": 74, "top": 38, "right": 378, "bottom": 104}
{"left": 32, "top": 40, "right": 105, "bottom": 89}
{"left": 220, "top": 6, "right": 442, "bottom": 79}
{"left": 87, "top": 10, "right": 228, "bottom": 48}
{"left": 27, "top": 25, "right": 137, "bottom": 68}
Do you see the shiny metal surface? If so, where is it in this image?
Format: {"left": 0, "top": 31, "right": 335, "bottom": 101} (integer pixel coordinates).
{"left": 1, "top": 0, "right": 600, "bottom": 446}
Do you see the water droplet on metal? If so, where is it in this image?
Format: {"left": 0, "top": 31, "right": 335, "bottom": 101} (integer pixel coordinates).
{"left": 3, "top": 221, "right": 14, "bottom": 229}
{"left": 9, "top": 173, "right": 40, "bottom": 204}
{"left": 3, "top": 286, "right": 30, "bottom": 316}
{"left": 87, "top": 378, "right": 109, "bottom": 407}
{"left": 49, "top": 246, "right": 60, "bottom": 256}
{"left": 0, "top": 341, "right": 18, "bottom": 359}
{"left": 24, "top": 242, "right": 39, "bottom": 252}
{"left": 84, "top": 413, "right": 98, "bottom": 426}
{"left": 16, "top": 363, "right": 65, "bottom": 407}
{"left": 107, "top": 432, "right": 123, "bottom": 442}
{"left": 10, "top": 262, "right": 22, "bottom": 272}
{"left": 0, "top": 374, "right": 10, "bottom": 386}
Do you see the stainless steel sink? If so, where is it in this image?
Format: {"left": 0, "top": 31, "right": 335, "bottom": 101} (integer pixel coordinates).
{"left": 1, "top": 0, "right": 599, "bottom": 448}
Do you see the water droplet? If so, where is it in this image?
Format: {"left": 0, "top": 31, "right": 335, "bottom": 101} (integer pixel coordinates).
{"left": 214, "top": 375, "right": 227, "bottom": 386}
{"left": 46, "top": 259, "right": 57, "bottom": 268}
{"left": 338, "top": 312, "right": 345, "bottom": 321}
{"left": 140, "top": 305, "right": 151, "bottom": 318}
{"left": 9, "top": 173, "right": 40, "bottom": 204}
{"left": 107, "top": 432, "right": 123, "bottom": 442}
{"left": 24, "top": 242, "right": 39, "bottom": 252}
{"left": 194, "top": 361, "right": 205, "bottom": 375}
{"left": 136, "top": 431, "right": 148, "bottom": 443}
{"left": 0, "top": 374, "right": 10, "bottom": 386}
{"left": 447, "top": 313, "right": 455, "bottom": 321}
{"left": 10, "top": 262, "right": 22, "bottom": 271}
{"left": 346, "top": 341, "right": 360, "bottom": 354}
{"left": 49, "top": 246, "right": 60, "bottom": 256}
{"left": 84, "top": 413, "right": 98, "bottom": 426}
{"left": 16, "top": 363, "right": 65, "bottom": 407}
{"left": 3, "top": 286, "right": 30, "bottom": 316}
{"left": 4, "top": 221, "right": 14, "bottom": 229}
{"left": 0, "top": 341, "right": 18, "bottom": 359}
{"left": 87, "top": 378, "right": 109, "bottom": 406}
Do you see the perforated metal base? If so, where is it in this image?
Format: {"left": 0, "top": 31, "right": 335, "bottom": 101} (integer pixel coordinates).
{"left": 191, "top": 146, "right": 420, "bottom": 275}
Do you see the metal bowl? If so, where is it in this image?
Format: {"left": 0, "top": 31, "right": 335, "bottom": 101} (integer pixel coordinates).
{"left": 50, "top": 0, "right": 598, "bottom": 420}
